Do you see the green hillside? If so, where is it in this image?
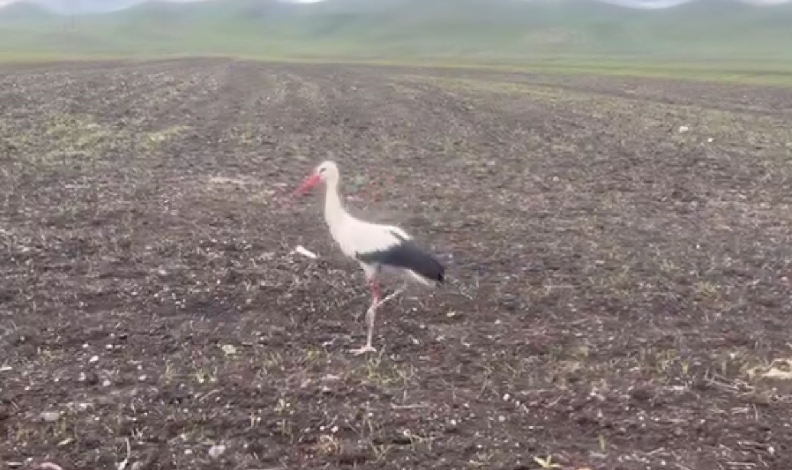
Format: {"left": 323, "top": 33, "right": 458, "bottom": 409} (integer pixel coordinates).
{"left": 0, "top": 0, "right": 791, "bottom": 64}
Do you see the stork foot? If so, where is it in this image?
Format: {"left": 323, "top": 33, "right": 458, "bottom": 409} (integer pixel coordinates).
{"left": 349, "top": 344, "right": 377, "bottom": 355}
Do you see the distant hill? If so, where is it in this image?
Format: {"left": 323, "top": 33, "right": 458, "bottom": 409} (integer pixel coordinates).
{"left": 0, "top": 1, "right": 53, "bottom": 24}
{"left": 1, "top": 0, "right": 791, "bottom": 62}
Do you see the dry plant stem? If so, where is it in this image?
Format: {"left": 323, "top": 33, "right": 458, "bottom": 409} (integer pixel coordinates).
{"left": 37, "top": 464, "right": 64, "bottom": 470}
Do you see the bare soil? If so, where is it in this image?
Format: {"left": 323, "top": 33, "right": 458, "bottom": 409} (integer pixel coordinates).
{"left": 2, "top": 58, "right": 792, "bottom": 470}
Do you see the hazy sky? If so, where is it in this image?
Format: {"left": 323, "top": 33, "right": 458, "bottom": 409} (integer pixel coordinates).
{"left": 1, "top": 0, "right": 790, "bottom": 12}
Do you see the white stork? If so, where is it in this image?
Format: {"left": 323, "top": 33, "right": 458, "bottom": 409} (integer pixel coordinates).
{"left": 295, "top": 160, "right": 445, "bottom": 355}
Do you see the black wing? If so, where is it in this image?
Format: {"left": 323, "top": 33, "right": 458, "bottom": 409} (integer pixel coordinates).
{"left": 356, "top": 231, "right": 445, "bottom": 283}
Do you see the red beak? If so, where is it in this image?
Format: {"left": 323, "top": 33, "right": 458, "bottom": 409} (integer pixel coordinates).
{"left": 295, "top": 173, "right": 321, "bottom": 196}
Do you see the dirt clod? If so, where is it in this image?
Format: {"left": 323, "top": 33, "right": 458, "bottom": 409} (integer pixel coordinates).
{"left": 208, "top": 444, "right": 226, "bottom": 459}
{"left": 39, "top": 412, "right": 59, "bottom": 423}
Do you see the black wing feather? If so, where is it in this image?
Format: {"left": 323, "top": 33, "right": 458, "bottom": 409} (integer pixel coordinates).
{"left": 356, "top": 231, "right": 445, "bottom": 283}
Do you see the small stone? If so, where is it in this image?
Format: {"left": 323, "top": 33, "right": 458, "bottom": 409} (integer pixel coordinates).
{"left": 629, "top": 386, "right": 652, "bottom": 401}
{"left": 102, "top": 379, "right": 111, "bottom": 387}
{"left": 40, "top": 411, "right": 60, "bottom": 423}
{"left": 337, "top": 441, "right": 368, "bottom": 465}
{"left": 89, "top": 355, "right": 99, "bottom": 363}
{"left": 84, "top": 372, "right": 99, "bottom": 386}
{"left": 208, "top": 444, "right": 226, "bottom": 459}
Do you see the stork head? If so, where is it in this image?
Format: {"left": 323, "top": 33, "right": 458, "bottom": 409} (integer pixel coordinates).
{"left": 296, "top": 160, "right": 339, "bottom": 195}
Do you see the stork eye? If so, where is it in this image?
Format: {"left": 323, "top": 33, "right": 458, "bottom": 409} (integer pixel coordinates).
{"left": 319, "top": 168, "right": 326, "bottom": 173}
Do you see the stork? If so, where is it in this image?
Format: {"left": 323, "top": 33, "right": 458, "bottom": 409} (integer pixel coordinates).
{"left": 295, "top": 160, "right": 445, "bottom": 355}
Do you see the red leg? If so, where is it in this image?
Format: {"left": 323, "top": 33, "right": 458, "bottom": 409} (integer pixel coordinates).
{"left": 350, "top": 278, "right": 381, "bottom": 355}
{"left": 368, "top": 278, "right": 381, "bottom": 304}
{"left": 351, "top": 276, "right": 405, "bottom": 356}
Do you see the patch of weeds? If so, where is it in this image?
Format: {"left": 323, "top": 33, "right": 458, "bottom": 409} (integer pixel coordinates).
{"left": 179, "top": 423, "right": 207, "bottom": 444}
{"left": 469, "top": 450, "right": 495, "bottom": 468}
{"left": 715, "top": 348, "right": 762, "bottom": 379}
{"left": 39, "top": 410, "right": 78, "bottom": 445}
{"left": 225, "top": 123, "right": 261, "bottom": 147}
{"left": 289, "top": 75, "right": 324, "bottom": 104}
{"left": 637, "top": 347, "right": 691, "bottom": 380}
{"left": 274, "top": 396, "right": 295, "bottom": 442}
{"left": 257, "top": 351, "right": 284, "bottom": 377}
{"left": 403, "top": 429, "right": 435, "bottom": 453}
{"left": 300, "top": 347, "right": 325, "bottom": 366}
{"left": 139, "top": 125, "right": 190, "bottom": 152}
{"left": 401, "top": 75, "right": 582, "bottom": 102}
{"left": 386, "top": 82, "right": 425, "bottom": 100}
{"left": 162, "top": 360, "right": 177, "bottom": 383}
{"left": 314, "top": 434, "right": 341, "bottom": 457}
{"left": 10, "top": 113, "right": 120, "bottom": 167}
{"left": 2, "top": 112, "right": 190, "bottom": 170}
{"left": 193, "top": 365, "right": 219, "bottom": 385}
{"left": 694, "top": 281, "right": 721, "bottom": 301}
{"left": 600, "top": 266, "right": 637, "bottom": 296}
{"left": 357, "top": 355, "right": 415, "bottom": 388}
{"left": 369, "top": 441, "right": 392, "bottom": 463}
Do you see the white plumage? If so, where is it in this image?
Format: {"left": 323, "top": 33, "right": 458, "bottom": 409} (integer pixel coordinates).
{"left": 296, "top": 160, "right": 445, "bottom": 355}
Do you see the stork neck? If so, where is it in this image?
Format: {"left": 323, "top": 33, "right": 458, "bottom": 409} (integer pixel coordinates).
{"left": 323, "top": 178, "right": 346, "bottom": 228}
